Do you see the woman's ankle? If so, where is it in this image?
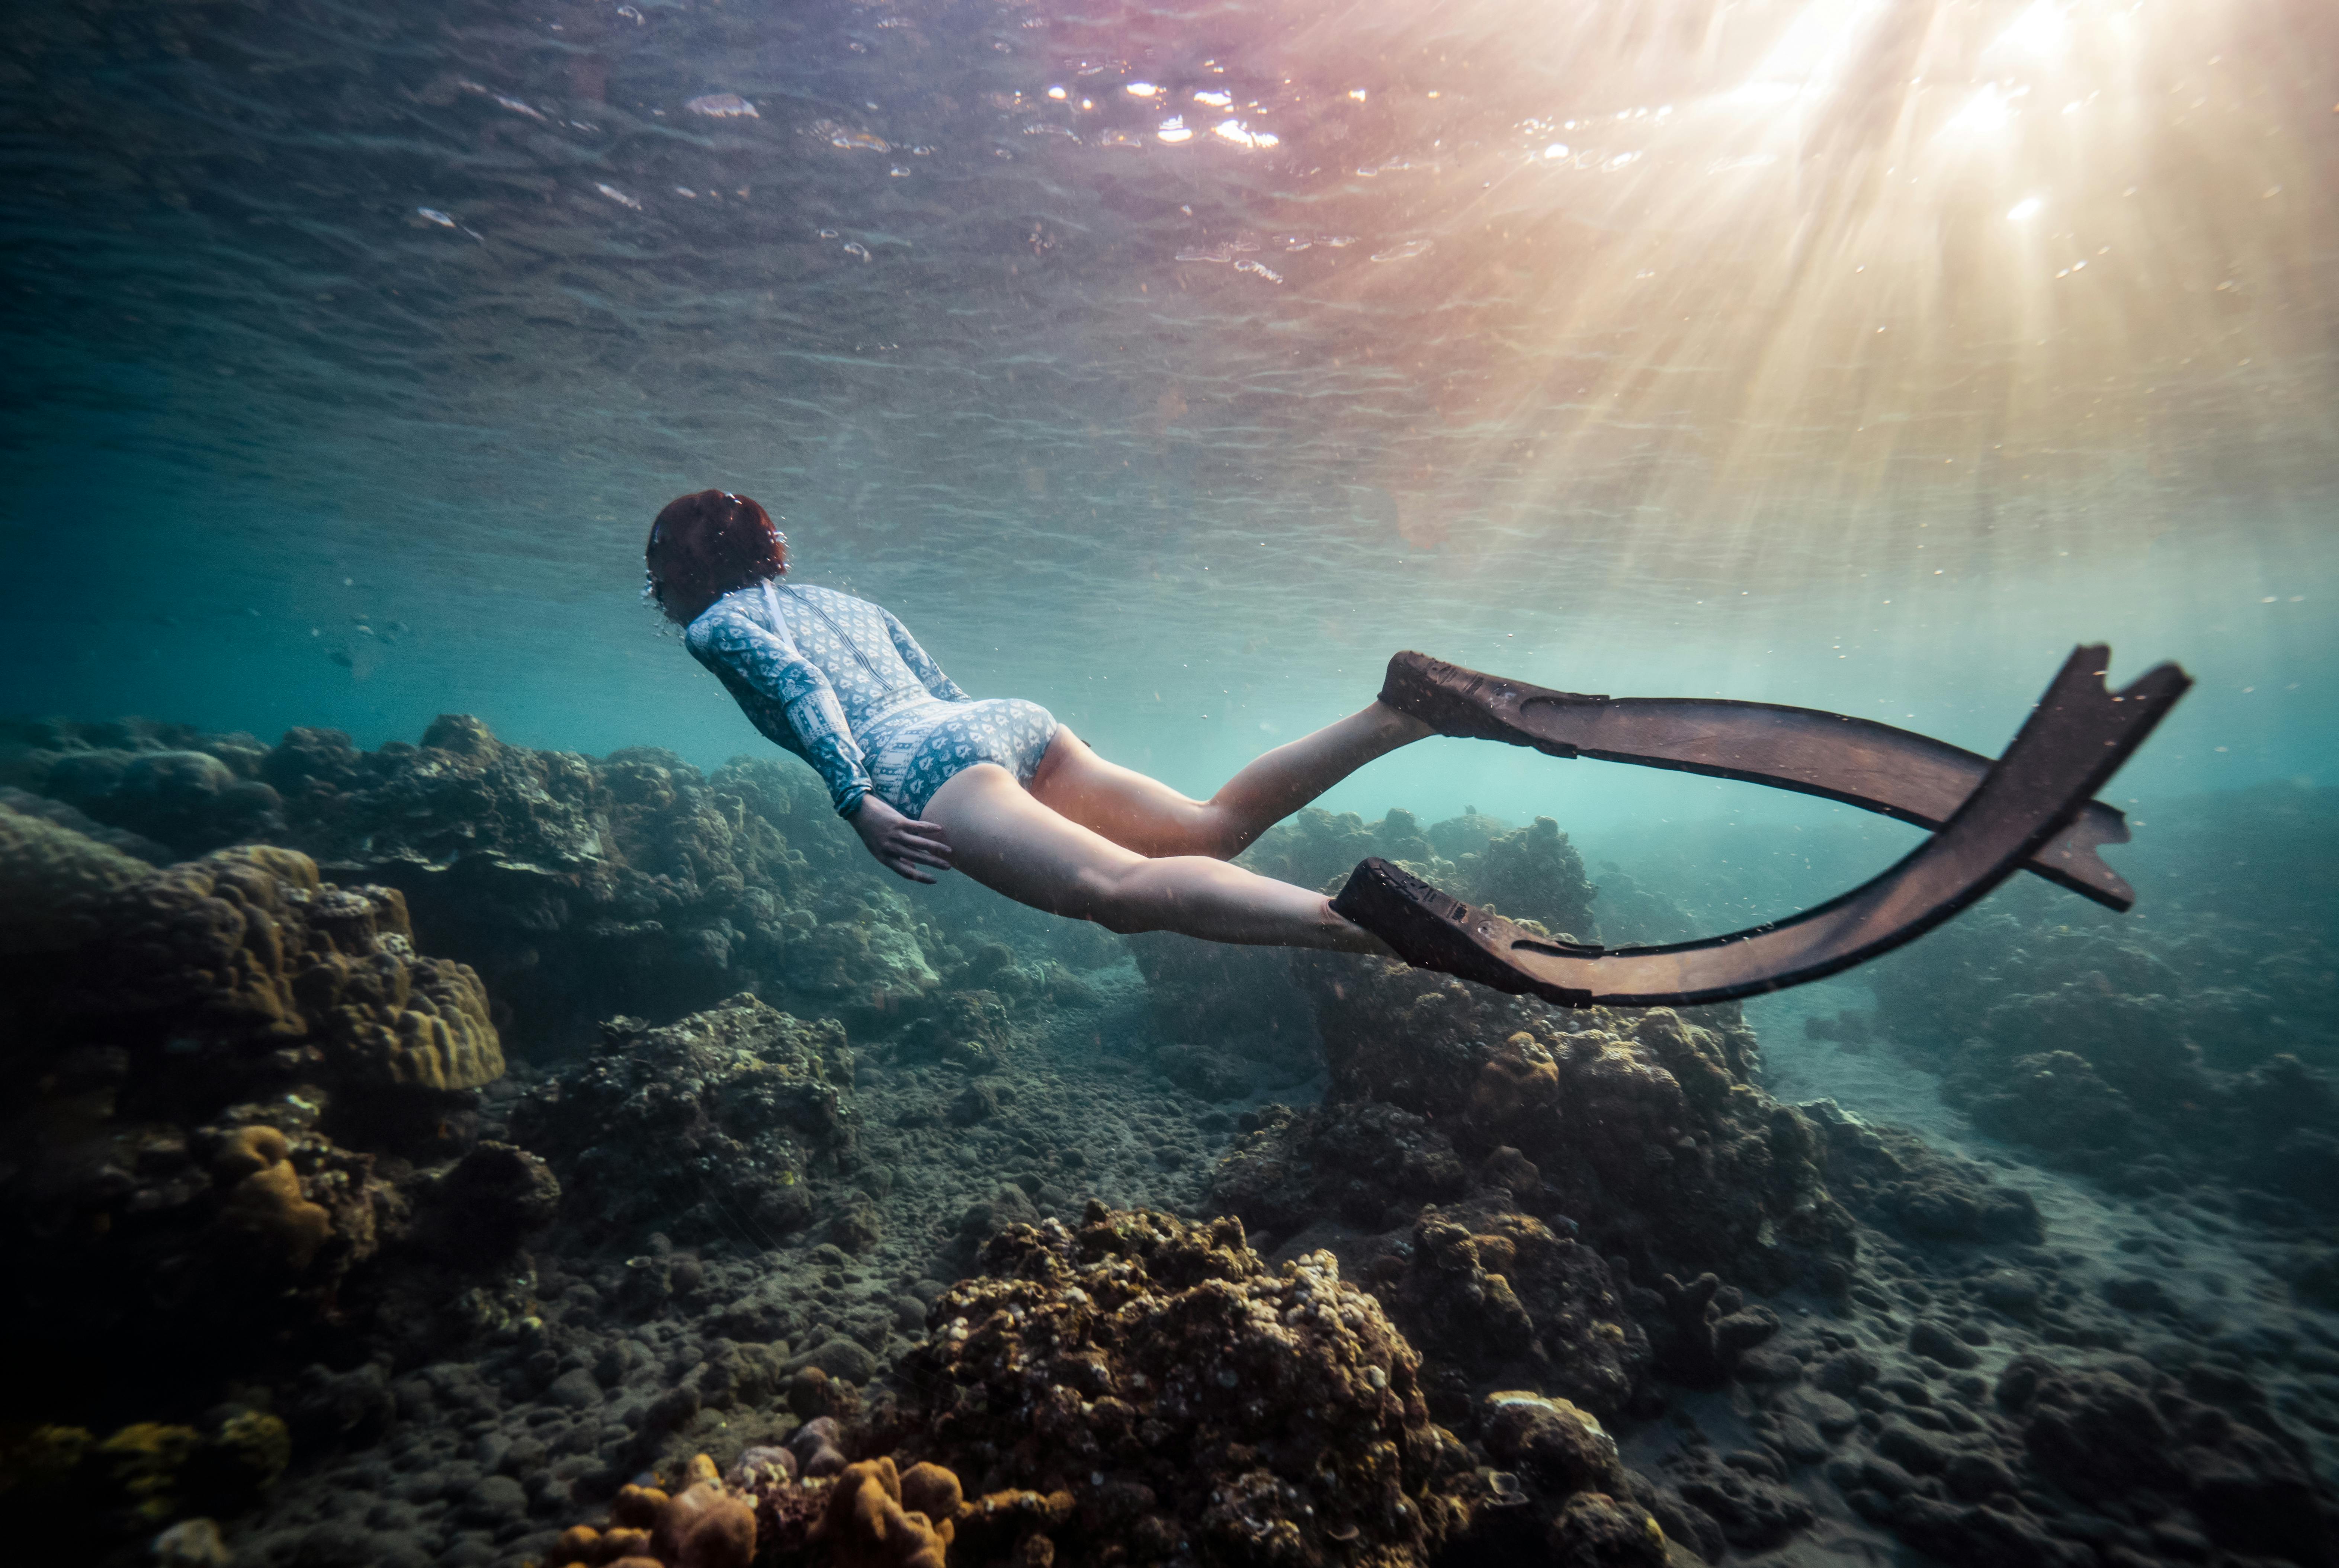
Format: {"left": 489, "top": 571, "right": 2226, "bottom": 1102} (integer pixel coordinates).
{"left": 1368, "top": 700, "right": 1435, "bottom": 746}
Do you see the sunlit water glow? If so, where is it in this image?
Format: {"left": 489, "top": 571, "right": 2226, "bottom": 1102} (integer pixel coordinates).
{"left": 1, "top": 0, "right": 2331, "bottom": 842}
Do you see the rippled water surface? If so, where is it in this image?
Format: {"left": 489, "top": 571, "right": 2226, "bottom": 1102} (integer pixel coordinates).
{"left": 2, "top": 0, "right": 2333, "bottom": 826}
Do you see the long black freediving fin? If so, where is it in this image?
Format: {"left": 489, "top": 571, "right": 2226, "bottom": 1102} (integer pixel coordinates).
{"left": 1337, "top": 645, "right": 2190, "bottom": 1009}
{"left": 1380, "top": 649, "right": 2144, "bottom": 910}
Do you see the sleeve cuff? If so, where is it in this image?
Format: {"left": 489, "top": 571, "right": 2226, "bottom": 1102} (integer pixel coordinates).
{"left": 834, "top": 782, "right": 872, "bottom": 818}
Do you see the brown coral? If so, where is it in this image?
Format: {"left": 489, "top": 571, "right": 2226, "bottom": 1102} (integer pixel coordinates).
{"left": 1294, "top": 956, "right": 1851, "bottom": 1292}
{"left": 71, "top": 846, "right": 503, "bottom": 1092}
{"left": 814, "top": 1457, "right": 952, "bottom": 1568}
{"left": 218, "top": 1153, "right": 334, "bottom": 1271}
{"left": 907, "top": 1204, "right": 1475, "bottom": 1565}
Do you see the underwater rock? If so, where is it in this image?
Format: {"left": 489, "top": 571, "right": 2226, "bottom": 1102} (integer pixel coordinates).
{"left": 787, "top": 901, "right": 943, "bottom": 1008}
{"left": 510, "top": 994, "right": 856, "bottom": 1249}
{"left": 1996, "top": 1353, "right": 2333, "bottom": 1564}
{"left": 897, "top": 988, "right": 1013, "bottom": 1071}
{"left": 402, "top": 1140, "right": 563, "bottom": 1270}
{"left": 1375, "top": 1203, "right": 1652, "bottom": 1419}
{"left": 1151, "top": 1041, "right": 1252, "bottom": 1101}
{"left": 1295, "top": 957, "right": 1852, "bottom": 1291}
{"left": 1804, "top": 1103, "right": 2044, "bottom": 1245}
{"left": 1965, "top": 1050, "right": 2139, "bottom": 1153}
{"left": 1861, "top": 867, "right": 2339, "bottom": 1212}
{"left": 0, "top": 795, "right": 151, "bottom": 954}
{"left": 1636, "top": 1271, "right": 1780, "bottom": 1388}
{"left": 1453, "top": 816, "right": 1598, "bottom": 939}
{"left": 1124, "top": 933, "right": 1314, "bottom": 1068}
{"left": 1213, "top": 1101, "right": 1471, "bottom": 1237}
{"left": 1, "top": 717, "right": 285, "bottom": 857}
{"left": 905, "top": 1204, "right": 1480, "bottom": 1564}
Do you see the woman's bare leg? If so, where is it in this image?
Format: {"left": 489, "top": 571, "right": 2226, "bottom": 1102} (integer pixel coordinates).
{"left": 922, "top": 763, "right": 1386, "bottom": 951}
{"left": 1027, "top": 704, "right": 1431, "bottom": 860}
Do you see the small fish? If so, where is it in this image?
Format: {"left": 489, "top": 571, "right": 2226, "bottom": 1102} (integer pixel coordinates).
{"left": 596, "top": 182, "right": 644, "bottom": 211}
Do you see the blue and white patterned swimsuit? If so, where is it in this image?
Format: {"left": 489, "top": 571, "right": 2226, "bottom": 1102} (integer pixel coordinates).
{"left": 687, "top": 580, "right": 1059, "bottom": 819}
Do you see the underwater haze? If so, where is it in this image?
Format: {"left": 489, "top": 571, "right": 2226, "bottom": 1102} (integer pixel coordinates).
{"left": 3, "top": 0, "right": 2335, "bottom": 836}
{"left": 6, "top": 0, "right": 2339, "bottom": 1565}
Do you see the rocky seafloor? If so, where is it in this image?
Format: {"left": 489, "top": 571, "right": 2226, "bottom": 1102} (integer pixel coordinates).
{"left": 2, "top": 713, "right": 2334, "bottom": 1568}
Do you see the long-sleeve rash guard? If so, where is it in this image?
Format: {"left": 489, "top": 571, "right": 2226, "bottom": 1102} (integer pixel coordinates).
{"left": 687, "top": 580, "right": 970, "bottom": 817}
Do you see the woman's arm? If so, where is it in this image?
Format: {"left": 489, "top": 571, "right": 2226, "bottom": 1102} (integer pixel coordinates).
{"left": 882, "top": 609, "right": 971, "bottom": 702}
{"left": 689, "top": 605, "right": 877, "bottom": 817}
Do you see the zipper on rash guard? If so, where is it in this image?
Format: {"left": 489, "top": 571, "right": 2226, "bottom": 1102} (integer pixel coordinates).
{"left": 782, "top": 585, "right": 895, "bottom": 690}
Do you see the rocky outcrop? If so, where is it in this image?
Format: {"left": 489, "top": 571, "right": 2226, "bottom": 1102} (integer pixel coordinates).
{"left": 0, "top": 792, "right": 151, "bottom": 954}
{"left": 1, "top": 717, "right": 285, "bottom": 858}
{"left": 510, "top": 994, "right": 858, "bottom": 1250}
{"left": 1289, "top": 956, "right": 1853, "bottom": 1291}
{"left": 901, "top": 1203, "right": 1671, "bottom": 1566}
{"left": 1863, "top": 872, "right": 2339, "bottom": 1211}
{"left": 0, "top": 828, "right": 544, "bottom": 1439}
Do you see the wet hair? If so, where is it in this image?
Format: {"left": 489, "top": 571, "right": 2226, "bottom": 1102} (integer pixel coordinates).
{"left": 644, "top": 490, "right": 788, "bottom": 618}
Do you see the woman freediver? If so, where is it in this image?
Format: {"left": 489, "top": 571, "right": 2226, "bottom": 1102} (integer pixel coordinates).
{"left": 648, "top": 490, "right": 2188, "bottom": 1003}
{"left": 645, "top": 489, "right": 1428, "bottom": 953}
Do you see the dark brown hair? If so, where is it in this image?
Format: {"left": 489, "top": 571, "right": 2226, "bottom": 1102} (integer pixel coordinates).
{"left": 644, "top": 490, "right": 788, "bottom": 619}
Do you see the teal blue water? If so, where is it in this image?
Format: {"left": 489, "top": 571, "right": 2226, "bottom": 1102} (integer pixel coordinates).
{"left": 3, "top": 0, "right": 2333, "bottom": 858}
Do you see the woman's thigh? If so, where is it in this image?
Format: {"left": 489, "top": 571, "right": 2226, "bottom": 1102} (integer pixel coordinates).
{"left": 1024, "top": 727, "right": 1223, "bottom": 858}
{"left": 923, "top": 761, "right": 1148, "bottom": 920}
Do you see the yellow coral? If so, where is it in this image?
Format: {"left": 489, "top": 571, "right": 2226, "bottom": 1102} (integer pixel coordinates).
{"left": 0, "top": 803, "right": 149, "bottom": 955}
{"left": 98, "top": 1423, "right": 201, "bottom": 1524}
{"left": 211, "top": 1410, "right": 290, "bottom": 1493}
{"left": 221, "top": 1159, "right": 333, "bottom": 1270}
{"left": 212, "top": 1125, "right": 289, "bottom": 1182}
{"left": 83, "top": 847, "right": 504, "bottom": 1090}
{"left": 815, "top": 1457, "right": 953, "bottom": 1568}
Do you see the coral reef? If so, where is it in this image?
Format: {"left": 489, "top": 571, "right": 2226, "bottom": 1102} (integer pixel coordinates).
{"left": 263, "top": 719, "right": 953, "bottom": 1048}
{"left": 0, "top": 823, "right": 562, "bottom": 1557}
{"left": 6, "top": 713, "right": 1127, "bottom": 1055}
{"left": 0, "top": 1408, "right": 291, "bottom": 1542}
{"left": 0, "top": 791, "right": 152, "bottom": 953}
{"left": 1, "top": 717, "right": 285, "bottom": 858}
{"left": 902, "top": 1202, "right": 1676, "bottom": 1565}
{"left": 1236, "top": 804, "right": 1597, "bottom": 938}
{"left": 1271, "top": 956, "right": 1853, "bottom": 1292}
{"left": 8, "top": 712, "right": 2336, "bottom": 1568}
{"left": 1376, "top": 1201, "right": 1653, "bottom": 1420}
{"left": 1455, "top": 816, "right": 1598, "bottom": 939}
{"left": 60, "top": 844, "right": 504, "bottom": 1097}
{"left": 510, "top": 994, "right": 859, "bottom": 1249}
{"left": 907, "top": 1204, "right": 1468, "bottom": 1564}
{"left": 1861, "top": 861, "right": 2339, "bottom": 1210}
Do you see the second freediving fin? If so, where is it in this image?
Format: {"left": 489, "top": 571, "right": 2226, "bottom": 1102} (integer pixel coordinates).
{"left": 1380, "top": 649, "right": 2145, "bottom": 910}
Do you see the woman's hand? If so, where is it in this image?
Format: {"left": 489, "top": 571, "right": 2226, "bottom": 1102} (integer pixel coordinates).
{"left": 849, "top": 794, "right": 954, "bottom": 883}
